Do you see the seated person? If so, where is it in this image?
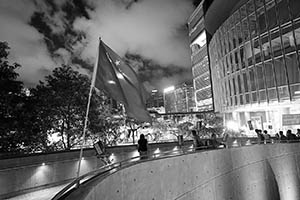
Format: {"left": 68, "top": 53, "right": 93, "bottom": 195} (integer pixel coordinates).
{"left": 191, "top": 130, "right": 204, "bottom": 150}
{"left": 210, "top": 133, "right": 225, "bottom": 148}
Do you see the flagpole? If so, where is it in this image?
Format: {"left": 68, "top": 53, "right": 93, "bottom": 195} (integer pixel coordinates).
{"left": 76, "top": 38, "right": 100, "bottom": 184}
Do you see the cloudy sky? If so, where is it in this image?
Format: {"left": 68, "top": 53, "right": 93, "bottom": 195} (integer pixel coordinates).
{"left": 0, "top": 0, "right": 198, "bottom": 91}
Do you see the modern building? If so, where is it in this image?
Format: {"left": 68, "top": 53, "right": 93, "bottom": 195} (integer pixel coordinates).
{"left": 146, "top": 89, "right": 165, "bottom": 114}
{"left": 188, "top": 1, "right": 213, "bottom": 112}
{"left": 163, "top": 83, "right": 196, "bottom": 113}
{"left": 204, "top": 0, "right": 300, "bottom": 134}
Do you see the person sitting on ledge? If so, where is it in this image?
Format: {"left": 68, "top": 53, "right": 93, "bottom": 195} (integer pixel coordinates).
{"left": 286, "top": 129, "right": 297, "bottom": 142}
{"left": 279, "top": 131, "right": 287, "bottom": 142}
{"left": 210, "top": 133, "right": 226, "bottom": 148}
{"left": 191, "top": 130, "right": 203, "bottom": 150}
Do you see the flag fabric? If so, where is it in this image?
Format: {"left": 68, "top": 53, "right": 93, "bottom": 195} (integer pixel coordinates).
{"left": 92, "top": 39, "right": 152, "bottom": 123}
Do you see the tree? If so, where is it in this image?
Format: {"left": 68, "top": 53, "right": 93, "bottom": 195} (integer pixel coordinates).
{"left": 88, "top": 96, "right": 126, "bottom": 146}
{"left": 33, "top": 65, "right": 96, "bottom": 150}
{"left": 0, "top": 41, "right": 48, "bottom": 153}
{"left": 195, "top": 112, "right": 224, "bottom": 137}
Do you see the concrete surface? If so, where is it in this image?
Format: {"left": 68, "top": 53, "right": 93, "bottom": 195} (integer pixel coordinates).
{"left": 64, "top": 143, "right": 300, "bottom": 200}
{"left": 4, "top": 183, "right": 68, "bottom": 200}
{"left": 0, "top": 141, "right": 182, "bottom": 199}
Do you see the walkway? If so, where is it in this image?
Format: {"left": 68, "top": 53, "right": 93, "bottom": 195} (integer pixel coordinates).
{"left": 5, "top": 183, "right": 68, "bottom": 200}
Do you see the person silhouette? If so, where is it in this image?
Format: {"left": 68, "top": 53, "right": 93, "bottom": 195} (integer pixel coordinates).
{"left": 137, "top": 134, "right": 148, "bottom": 159}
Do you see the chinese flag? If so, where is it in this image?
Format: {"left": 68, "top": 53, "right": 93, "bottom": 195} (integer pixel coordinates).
{"left": 92, "top": 39, "right": 151, "bottom": 123}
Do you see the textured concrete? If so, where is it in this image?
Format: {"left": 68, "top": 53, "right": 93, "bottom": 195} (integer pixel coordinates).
{"left": 0, "top": 141, "right": 181, "bottom": 199}
{"left": 66, "top": 143, "right": 300, "bottom": 200}
{"left": 4, "top": 183, "right": 68, "bottom": 200}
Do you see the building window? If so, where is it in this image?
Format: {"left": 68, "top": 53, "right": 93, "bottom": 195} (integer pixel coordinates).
{"left": 274, "top": 57, "right": 288, "bottom": 86}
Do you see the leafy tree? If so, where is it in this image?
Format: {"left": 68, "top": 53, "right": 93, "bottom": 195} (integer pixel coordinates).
{"left": 195, "top": 112, "right": 224, "bottom": 137}
{"left": 89, "top": 97, "right": 126, "bottom": 146}
{"left": 0, "top": 41, "right": 48, "bottom": 153}
{"left": 33, "top": 65, "right": 95, "bottom": 150}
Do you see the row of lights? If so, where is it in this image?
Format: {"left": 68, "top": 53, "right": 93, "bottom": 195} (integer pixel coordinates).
{"left": 40, "top": 157, "right": 87, "bottom": 166}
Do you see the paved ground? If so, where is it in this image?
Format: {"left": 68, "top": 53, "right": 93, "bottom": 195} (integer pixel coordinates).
{"left": 5, "top": 184, "right": 69, "bottom": 200}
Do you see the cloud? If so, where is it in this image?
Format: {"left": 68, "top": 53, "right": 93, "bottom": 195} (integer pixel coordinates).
{"left": 0, "top": 0, "right": 56, "bottom": 86}
{"left": 73, "top": 0, "right": 194, "bottom": 68}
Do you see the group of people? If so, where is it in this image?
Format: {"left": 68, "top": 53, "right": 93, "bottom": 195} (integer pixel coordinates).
{"left": 137, "top": 130, "right": 226, "bottom": 159}
{"left": 191, "top": 130, "right": 225, "bottom": 150}
{"left": 255, "top": 128, "right": 300, "bottom": 144}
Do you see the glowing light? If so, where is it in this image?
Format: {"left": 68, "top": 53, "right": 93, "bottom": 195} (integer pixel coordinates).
{"left": 163, "top": 86, "right": 175, "bottom": 93}
{"left": 154, "top": 148, "right": 160, "bottom": 154}
{"left": 109, "top": 153, "right": 116, "bottom": 162}
{"left": 173, "top": 146, "right": 178, "bottom": 151}
{"left": 42, "top": 162, "right": 45, "bottom": 166}
{"left": 107, "top": 80, "right": 116, "bottom": 84}
{"left": 82, "top": 157, "right": 85, "bottom": 160}
{"left": 295, "top": 91, "right": 300, "bottom": 94}
{"left": 131, "top": 150, "right": 140, "bottom": 157}
{"left": 152, "top": 89, "right": 158, "bottom": 93}
{"left": 232, "top": 139, "right": 239, "bottom": 147}
{"left": 194, "top": 31, "right": 206, "bottom": 47}
{"left": 116, "top": 73, "right": 124, "bottom": 79}
{"left": 226, "top": 120, "right": 239, "bottom": 132}
{"left": 245, "top": 139, "right": 252, "bottom": 146}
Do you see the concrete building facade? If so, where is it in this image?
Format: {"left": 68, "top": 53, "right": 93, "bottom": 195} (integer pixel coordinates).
{"left": 205, "top": 0, "right": 300, "bottom": 135}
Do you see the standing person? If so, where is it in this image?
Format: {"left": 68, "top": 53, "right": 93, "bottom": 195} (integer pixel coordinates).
{"left": 296, "top": 129, "right": 300, "bottom": 138}
{"left": 274, "top": 133, "right": 280, "bottom": 143}
{"left": 255, "top": 129, "right": 264, "bottom": 144}
{"left": 191, "top": 130, "right": 203, "bottom": 150}
{"left": 137, "top": 134, "right": 148, "bottom": 159}
{"left": 263, "top": 130, "right": 270, "bottom": 144}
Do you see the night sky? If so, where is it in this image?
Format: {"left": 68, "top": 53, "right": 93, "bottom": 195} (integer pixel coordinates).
{"left": 0, "top": 0, "right": 198, "bottom": 91}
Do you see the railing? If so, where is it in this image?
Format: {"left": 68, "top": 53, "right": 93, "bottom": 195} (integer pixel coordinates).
{"left": 51, "top": 137, "right": 300, "bottom": 200}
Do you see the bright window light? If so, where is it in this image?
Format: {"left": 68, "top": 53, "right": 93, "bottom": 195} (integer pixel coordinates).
{"left": 163, "top": 86, "right": 175, "bottom": 93}
{"left": 226, "top": 120, "right": 239, "bottom": 132}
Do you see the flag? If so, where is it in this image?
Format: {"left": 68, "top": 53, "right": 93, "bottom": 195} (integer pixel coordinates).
{"left": 92, "top": 39, "right": 152, "bottom": 123}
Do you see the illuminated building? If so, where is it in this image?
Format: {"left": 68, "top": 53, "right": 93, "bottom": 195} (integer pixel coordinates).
{"left": 163, "top": 83, "right": 196, "bottom": 113}
{"left": 146, "top": 89, "right": 165, "bottom": 113}
{"left": 188, "top": 2, "right": 213, "bottom": 112}
{"left": 205, "top": 0, "right": 300, "bottom": 134}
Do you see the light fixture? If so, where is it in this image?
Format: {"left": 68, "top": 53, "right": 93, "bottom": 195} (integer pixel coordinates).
{"left": 154, "top": 148, "right": 160, "bottom": 154}
{"left": 226, "top": 120, "right": 239, "bottom": 132}
{"left": 163, "top": 86, "right": 175, "bottom": 93}
{"left": 107, "top": 80, "right": 116, "bottom": 84}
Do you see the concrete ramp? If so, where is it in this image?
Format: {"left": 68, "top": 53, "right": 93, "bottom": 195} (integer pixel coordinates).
{"left": 64, "top": 144, "right": 300, "bottom": 200}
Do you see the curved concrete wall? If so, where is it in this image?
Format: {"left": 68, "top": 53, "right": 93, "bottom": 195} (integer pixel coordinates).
{"left": 67, "top": 143, "right": 300, "bottom": 200}
{"left": 0, "top": 142, "right": 180, "bottom": 199}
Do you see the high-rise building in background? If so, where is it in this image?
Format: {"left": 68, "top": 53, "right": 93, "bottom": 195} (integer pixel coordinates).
{"left": 188, "top": 2, "right": 213, "bottom": 112}
{"left": 146, "top": 89, "right": 165, "bottom": 114}
{"left": 163, "top": 83, "right": 196, "bottom": 113}
{"left": 204, "top": 0, "right": 300, "bottom": 135}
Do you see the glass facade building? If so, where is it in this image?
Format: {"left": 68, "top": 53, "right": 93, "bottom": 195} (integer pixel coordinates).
{"left": 206, "top": 0, "right": 300, "bottom": 134}
{"left": 164, "top": 83, "right": 196, "bottom": 113}
{"left": 188, "top": 2, "right": 213, "bottom": 112}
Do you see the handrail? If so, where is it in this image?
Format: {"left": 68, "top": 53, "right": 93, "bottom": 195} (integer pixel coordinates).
{"left": 52, "top": 137, "right": 300, "bottom": 200}
{"left": 51, "top": 145, "right": 210, "bottom": 200}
